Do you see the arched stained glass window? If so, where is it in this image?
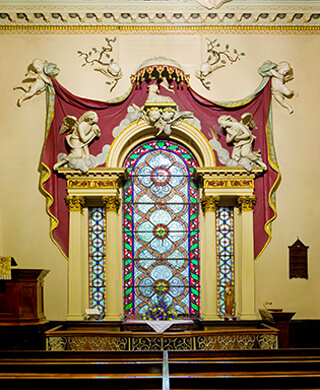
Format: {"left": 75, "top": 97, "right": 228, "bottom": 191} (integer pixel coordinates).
{"left": 123, "top": 140, "right": 200, "bottom": 317}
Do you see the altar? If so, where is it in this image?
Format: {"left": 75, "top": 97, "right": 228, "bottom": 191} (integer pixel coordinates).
{"left": 45, "top": 322, "right": 278, "bottom": 351}
{"left": 122, "top": 319, "right": 195, "bottom": 332}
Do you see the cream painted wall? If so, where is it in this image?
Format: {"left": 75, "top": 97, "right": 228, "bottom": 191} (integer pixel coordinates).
{"left": 0, "top": 30, "right": 319, "bottom": 320}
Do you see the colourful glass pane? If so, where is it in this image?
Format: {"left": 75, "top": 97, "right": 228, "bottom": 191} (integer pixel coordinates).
{"left": 88, "top": 207, "right": 106, "bottom": 317}
{"left": 216, "top": 207, "right": 235, "bottom": 317}
{"left": 123, "top": 140, "right": 200, "bottom": 317}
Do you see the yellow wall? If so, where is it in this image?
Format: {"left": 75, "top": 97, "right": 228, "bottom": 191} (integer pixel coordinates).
{"left": 1, "top": 30, "right": 319, "bottom": 320}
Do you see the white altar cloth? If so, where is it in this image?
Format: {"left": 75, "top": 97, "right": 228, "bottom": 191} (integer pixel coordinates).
{"left": 124, "top": 319, "right": 194, "bottom": 333}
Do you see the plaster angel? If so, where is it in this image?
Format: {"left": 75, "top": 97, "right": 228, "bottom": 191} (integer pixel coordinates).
{"left": 148, "top": 107, "right": 194, "bottom": 137}
{"left": 259, "top": 60, "right": 297, "bottom": 114}
{"left": 13, "top": 58, "right": 59, "bottom": 107}
{"left": 53, "top": 111, "right": 101, "bottom": 173}
{"left": 217, "top": 113, "right": 267, "bottom": 170}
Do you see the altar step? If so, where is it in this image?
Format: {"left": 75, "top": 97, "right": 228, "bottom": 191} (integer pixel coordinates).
{"left": 0, "top": 349, "right": 320, "bottom": 389}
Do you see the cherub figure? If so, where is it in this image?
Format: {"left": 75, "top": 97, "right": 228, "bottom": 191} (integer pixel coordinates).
{"left": 258, "top": 60, "right": 297, "bottom": 114}
{"left": 13, "top": 59, "right": 51, "bottom": 107}
{"left": 132, "top": 83, "right": 194, "bottom": 136}
{"left": 141, "top": 104, "right": 194, "bottom": 137}
{"left": 270, "top": 61, "right": 296, "bottom": 114}
{"left": 53, "top": 111, "right": 101, "bottom": 172}
{"left": 218, "top": 113, "right": 267, "bottom": 170}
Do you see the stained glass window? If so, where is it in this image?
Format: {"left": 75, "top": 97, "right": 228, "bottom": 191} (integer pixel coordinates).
{"left": 123, "top": 140, "right": 200, "bottom": 317}
{"left": 216, "top": 206, "right": 235, "bottom": 317}
{"left": 88, "top": 207, "right": 107, "bottom": 317}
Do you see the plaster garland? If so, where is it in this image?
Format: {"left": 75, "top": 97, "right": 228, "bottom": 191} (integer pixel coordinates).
{"left": 77, "top": 36, "right": 123, "bottom": 92}
{"left": 195, "top": 37, "right": 245, "bottom": 90}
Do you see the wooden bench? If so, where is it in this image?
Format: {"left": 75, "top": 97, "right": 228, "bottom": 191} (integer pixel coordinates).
{"left": 0, "top": 349, "right": 320, "bottom": 389}
{"left": 0, "top": 350, "right": 163, "bottom": 389}
{"left": 168, "top": 349, "right": 320, "bottom": 389}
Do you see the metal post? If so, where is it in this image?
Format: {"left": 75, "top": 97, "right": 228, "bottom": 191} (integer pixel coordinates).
{"left": 162, "top": 350, "right": 170, "bottom": 390}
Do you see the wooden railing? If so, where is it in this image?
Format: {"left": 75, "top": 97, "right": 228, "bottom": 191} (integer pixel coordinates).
{"left": 45, "top": 324, "right": 279, "bottom": 351}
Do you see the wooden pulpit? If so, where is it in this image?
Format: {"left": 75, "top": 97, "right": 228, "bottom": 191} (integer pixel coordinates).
{"left": 0, "top": 269, "right": 49, "bottom": 326}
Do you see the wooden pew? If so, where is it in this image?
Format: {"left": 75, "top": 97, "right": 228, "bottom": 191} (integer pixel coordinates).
{"left": 0, "top": 350, "right": 164, "bottom": 389}
{"left": 168, "top": 349, "right": 320, "bottom": 389}
{"left": 0, "top": 349, "right": 320, "bottom": 389}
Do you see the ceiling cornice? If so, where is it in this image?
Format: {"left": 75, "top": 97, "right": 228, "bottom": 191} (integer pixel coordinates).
{"left": 0, "top": 1, "right": 319, "bottom": 29}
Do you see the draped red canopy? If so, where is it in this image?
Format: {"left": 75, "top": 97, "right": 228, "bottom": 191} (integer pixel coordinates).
{"left": 41, "top": 66, "right": 279, "bottom": 260}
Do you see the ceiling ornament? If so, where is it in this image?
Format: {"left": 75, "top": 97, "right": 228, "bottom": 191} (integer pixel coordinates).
{"left": 194, "top": 0, "right": 232, "bottom": 9}
{"left": 0, "top": 6, "right": 319, "bottom": 30}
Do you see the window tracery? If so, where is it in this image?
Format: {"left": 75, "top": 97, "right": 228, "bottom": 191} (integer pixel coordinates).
{"left": 123, "top": 140, "right": 200, "bottom": 317}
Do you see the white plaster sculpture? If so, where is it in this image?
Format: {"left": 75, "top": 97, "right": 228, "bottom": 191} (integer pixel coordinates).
{"left": 133, "top": 83, "right": 194, "bottom": 136}
{"left": 217, "top": 113, "right": 267, "bottom": 170}
{"left": 13, "top": 59, "right": 52, "bottom": 107}
{"left": 93, "top": 61, "right": 122, "bottom": 92}
{"left": 145, "top": 83, "right": 175, "bottom": 104}
{"left": 270, "top": 61, "right": 296, "bottom": 114}
{"left": 78, "top": 37, "right": 122, "bottom": 92}
{"left": 194, "top": 0, "right": 232, "bottom": 9}
{"left": 112, "top": 105, "right": 201, "bottom": 139}
{"left": 259, "top": 60, "right": 296, "bottom": 114}
{"left": 53, "top": 111, "right": 101, "bottom": 173}
{"left": 195, "top": 38, "right": 245, "bottom": 90}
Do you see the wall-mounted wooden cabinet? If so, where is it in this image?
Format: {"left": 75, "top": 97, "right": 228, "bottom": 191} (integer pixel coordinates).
{"left": 289, "top": 239, "right": 308, "bottom": 279}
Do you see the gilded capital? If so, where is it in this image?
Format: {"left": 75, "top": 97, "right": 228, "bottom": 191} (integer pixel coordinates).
{"left": 237, "top": 195, "right": 256, "bottom": 212}
{"left": 200, "top": 195, "right": 220, "bottom": 214}
{"left": 65, "top": 195, "right": 85, "bottom": 212}
{"left": 102, "top": 195, "right": 121, "bottom": 213}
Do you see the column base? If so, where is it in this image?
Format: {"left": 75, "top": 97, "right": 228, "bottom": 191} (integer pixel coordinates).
{"left": 66, "top": 314, "right": 84, "bottom": 321}
{"left": 104, "top": 314, "right": 123, "bottom": 321}
{"left": 239, "top": 313, "right": 258, "bottom": 320}
{"left": 201, "top": 314, "right": 221, "bottom": 321}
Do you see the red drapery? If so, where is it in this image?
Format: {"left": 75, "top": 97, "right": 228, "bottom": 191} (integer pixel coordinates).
{"left": 41, "top": 73, "right": 278, "bottom": 259}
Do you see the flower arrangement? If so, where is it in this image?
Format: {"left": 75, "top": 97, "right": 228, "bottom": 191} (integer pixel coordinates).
{"left": 142, "top": 293, "right": 177, "bottom": 321}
